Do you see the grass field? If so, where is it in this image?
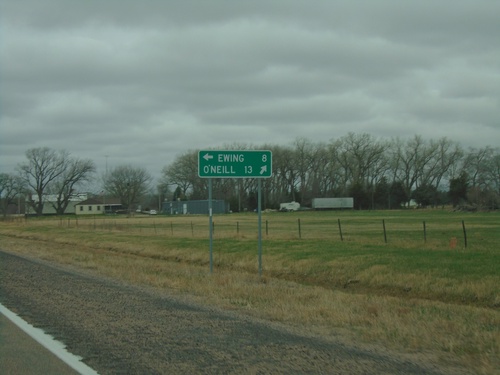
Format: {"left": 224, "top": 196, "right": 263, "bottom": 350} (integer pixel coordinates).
{"left": 1, "top": 209, "right": 499, "bottom": 373}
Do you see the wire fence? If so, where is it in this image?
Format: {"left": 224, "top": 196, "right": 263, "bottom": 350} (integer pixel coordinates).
{"left": 11, "top": 211, "right": 497, "bottom": 250}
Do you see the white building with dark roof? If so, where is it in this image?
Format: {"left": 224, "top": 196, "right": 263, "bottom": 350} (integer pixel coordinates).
{"left": 75, "top": 197, "right": 122, "bottom": 215}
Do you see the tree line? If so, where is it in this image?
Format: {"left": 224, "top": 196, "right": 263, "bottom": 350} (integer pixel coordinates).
{"left": 1, "top": 133, "right": 499, "bottom": 216}
{"left": 162, "top": 134, "right": 500, "bottom": 211}
{"left": 0, "top": 147, "right": 156, "bottom": 216}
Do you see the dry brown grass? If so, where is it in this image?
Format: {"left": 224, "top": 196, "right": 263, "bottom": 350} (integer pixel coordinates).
{"left": 1, "top": 213, "right": 499, "bottom": 374}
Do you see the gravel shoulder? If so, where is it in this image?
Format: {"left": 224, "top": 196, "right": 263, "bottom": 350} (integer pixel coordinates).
{"left": 0, "top": 250, "right": 471, "bottom": 374}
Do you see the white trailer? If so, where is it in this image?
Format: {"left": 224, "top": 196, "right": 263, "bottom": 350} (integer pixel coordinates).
{"left": 279, "top": 201, "right": 300, "bottom": 212}
{"left": 312, "top": 198, "right": 354, "bottom": 210}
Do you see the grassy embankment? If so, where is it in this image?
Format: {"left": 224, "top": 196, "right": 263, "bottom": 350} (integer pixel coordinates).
{"left": 1, "top": 209, "right": 499, "bottom": 373}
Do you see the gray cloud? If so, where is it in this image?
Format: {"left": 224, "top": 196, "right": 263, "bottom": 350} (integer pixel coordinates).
{"left": 1, "top": 0, "right": 499, "bottom": 182}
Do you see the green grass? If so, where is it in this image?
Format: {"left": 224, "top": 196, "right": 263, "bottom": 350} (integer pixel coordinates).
{"left": 5, "top": 209, "right": 498, "bottom": 307}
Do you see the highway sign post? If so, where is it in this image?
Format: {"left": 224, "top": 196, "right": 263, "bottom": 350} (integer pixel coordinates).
{"left": 198, "top": 150, "right": 272, "bottom": 276}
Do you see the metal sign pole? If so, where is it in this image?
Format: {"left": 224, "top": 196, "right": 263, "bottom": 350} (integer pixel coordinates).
{"left": 198, "top": 150, "right": 272, "bottom": 276}
{"left": 209, "top": 178, "right": 213, "bottom": 274}
{"left": 258, "top": 178, "right": 262, "bottom": 277}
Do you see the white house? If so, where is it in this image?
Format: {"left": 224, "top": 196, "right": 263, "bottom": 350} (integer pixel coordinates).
{"left": 75, "top": 198, "right": 104, "bottom": 215}
{"left": 75, "top": 197, "right": 122, "bottom": 215}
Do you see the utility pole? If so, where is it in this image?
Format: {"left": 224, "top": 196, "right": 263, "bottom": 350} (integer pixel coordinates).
{"left": 104, "top": 155, "right": 109, "bottom": 214}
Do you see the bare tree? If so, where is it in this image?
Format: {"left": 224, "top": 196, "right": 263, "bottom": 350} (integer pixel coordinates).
{"left": 333, "top": 133, "right": 387, "bottom": 201}
{"left": 161, "top": 151, "right": 199, "bottom": 198}
{"left": 317, "top": 142, "right": 342, "bottom": 196}
{"left": 485, "top": 150, "right": 500, "bottom": 208}
{"left": 18, "top": 147, "right": 67, "bottom": 215}
{"left": 308, "top": 142, "right": 332, "bottom": 198}
{"left": 463, "top": 146, "right": 494, "bottom": 189}
{"left": 0, "top": 173, "right": 25, "bottom": 217}
{"left": 486, "top": 150, "right": 500, "bottom": 196}
{"left": 155, "top": 182, "right": 172, "bottom": 210}
{"left": 271, "top": 145, "right": 299, "bottom": 202}
{"left": 17, "top": 148, "right": 96, "bottom": 215}
{"left": 417, "top": 137, "right": 463, "bottom": 191}
{"left": 104, "top": 165, "right": 152, "bottom": 210}
{"left": 49, "top": 157, "right": 96, "bottom": 215}
{"left": 292, "top": 138, "right": 313, "bottom": 204}
{"left": 389, "top": 135, "right": 429, "bottom": 204}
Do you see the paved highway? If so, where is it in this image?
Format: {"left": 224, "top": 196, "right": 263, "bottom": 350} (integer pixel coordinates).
{"left": 0, "top": 311, "right": 84, "bottom": 375}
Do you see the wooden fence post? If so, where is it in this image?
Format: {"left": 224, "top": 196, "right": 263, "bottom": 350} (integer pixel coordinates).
{"left": 382, "top": 219, "right": 387, "bottom": 244}
{"left": 462, "top": 220, "right": 468, "bottom": 248}
{"left": 423, "top": 221, "right": 427, "bottom": 243}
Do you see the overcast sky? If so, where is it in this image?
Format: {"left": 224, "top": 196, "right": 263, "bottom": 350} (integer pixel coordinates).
{"left": 1, "top": 0, "right": 499, "bottom": 184}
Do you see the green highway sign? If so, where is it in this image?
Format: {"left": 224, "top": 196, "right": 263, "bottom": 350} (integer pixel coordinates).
{"left": 198, "top": 150, "right": 272, "bottom": 178}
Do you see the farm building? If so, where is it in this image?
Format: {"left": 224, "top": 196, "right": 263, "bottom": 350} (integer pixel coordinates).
{"left": 27, "top": 193, "right": 88, "bottom": 215}
{"left": 162, "top": 200, "right": 229, "bottom": 215}
{"left": 75, "top": 197, "right": 122, "bottom": 215}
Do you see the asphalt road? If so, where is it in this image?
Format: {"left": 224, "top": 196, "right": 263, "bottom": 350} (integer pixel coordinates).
{"left": 0, "top": 312, "right": 82, "bottom": 375}
{"left": 0, "top": 250, "right": 464, "bottom": 374}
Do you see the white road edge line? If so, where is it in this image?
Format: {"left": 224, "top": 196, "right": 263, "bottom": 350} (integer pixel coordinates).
{"left": 0, "top": 303, "right": 99, "bottom": 375}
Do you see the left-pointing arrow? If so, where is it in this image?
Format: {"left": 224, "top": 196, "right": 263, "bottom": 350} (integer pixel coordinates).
{"left": 203, "top": 153, "right": 213, "bottom": 161}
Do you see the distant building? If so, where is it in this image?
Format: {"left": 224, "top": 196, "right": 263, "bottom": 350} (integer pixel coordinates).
{"left": 163, "top": 200, "right": 229, "bottom": 215}
{"left": 28, "top": 193, "right": 88, "bottom": 215}
{"left": 75, "top": 197, "right": 122, "bottom": 215}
